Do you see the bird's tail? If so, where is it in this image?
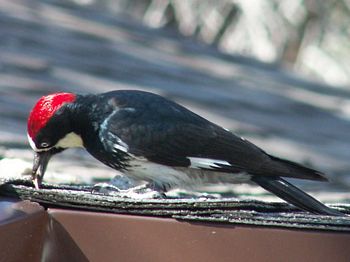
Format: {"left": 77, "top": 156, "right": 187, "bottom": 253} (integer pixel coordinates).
{"left": 261, "top": 155, "right": 328, "bottom": 181}
{"left": 251, "top": 176, "right": 343, "bottom": 216}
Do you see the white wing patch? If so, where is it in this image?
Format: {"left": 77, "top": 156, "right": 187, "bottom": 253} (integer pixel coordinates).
{"left": 100, "top": 108, "right": 130, "bottom": 153}
{"left": 188, "top": 157, "right": 231, "bottom": 169}
{"left": 113, "top": 135, "right": 129, "bottom": 153}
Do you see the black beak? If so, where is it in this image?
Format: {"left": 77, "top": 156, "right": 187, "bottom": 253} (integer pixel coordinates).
{"left": 32, "top": 151, "right": 52, "bottom": 189}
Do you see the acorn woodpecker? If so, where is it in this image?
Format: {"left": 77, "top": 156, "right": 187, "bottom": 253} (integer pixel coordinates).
{"left": 27, "top": 90, "right": 343, "bottom": 216}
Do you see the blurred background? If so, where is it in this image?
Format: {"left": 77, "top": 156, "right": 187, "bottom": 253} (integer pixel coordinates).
{"left": 63, "top": 0, "right": 350, "bottom": 87}
{"left": 1, "top": 0, "right": 350, "bottom": 202}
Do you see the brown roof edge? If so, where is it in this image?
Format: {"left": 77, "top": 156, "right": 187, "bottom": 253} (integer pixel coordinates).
{"left": 42, "top": 208, "right": 350, "bottom": 262}
{"left": 0, "top": 198, "right": 48, "bottom": 262}
{"left": 1, "top": 180, "right": 350, "bottom": 231}
{"left": 1, "top": 197, "right": 350, "bottom": 262}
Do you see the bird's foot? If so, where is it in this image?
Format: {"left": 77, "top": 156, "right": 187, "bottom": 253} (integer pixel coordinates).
{"left": 91, "top": 175, "right": 140, "bottom": 194}
{"left": 91, "top": 182, "right": 123, "bottom": 194}
{"left": 92, "top": 182, "right": 165, "bottom": 199}
{"left": 197, "top": 192, "right": 218, "bottom": 199}
{"left": 118, "top": 188, "right": 165, "bottom": 199}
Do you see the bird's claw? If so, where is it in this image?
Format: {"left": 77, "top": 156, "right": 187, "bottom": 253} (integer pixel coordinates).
{"left": 91, "top": 182, "right": 165, "bottom": 199}
{"left": 91, "top": 182, "right": 122, "bottom": 194}
{"left": 118, "top": 189, "right": 165, "bottom": 199}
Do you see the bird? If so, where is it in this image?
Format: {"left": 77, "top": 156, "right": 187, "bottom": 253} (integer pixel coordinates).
{"left": 27, "top": 90, "right": 343, "bottom": 216}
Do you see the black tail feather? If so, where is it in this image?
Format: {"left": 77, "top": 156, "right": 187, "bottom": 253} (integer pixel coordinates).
{"left": 251, "top": 176, "right": 343, "bottom": 216}
{"left": 265, "top": 155, "right": 328, "bottom": 181}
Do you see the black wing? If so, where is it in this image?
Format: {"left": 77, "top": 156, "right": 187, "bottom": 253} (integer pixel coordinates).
{"left": 98, "top": 92, "right": 343, "bottom": 216}
{"left": 101, "top": 92, "right": 326, "bottom": 181}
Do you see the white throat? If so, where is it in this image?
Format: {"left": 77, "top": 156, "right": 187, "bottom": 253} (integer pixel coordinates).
{"left": 56, "top": 132, "right": 84, "bottom": 148}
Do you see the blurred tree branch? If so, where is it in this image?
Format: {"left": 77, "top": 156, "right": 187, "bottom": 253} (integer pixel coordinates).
{"left": 62, "top": 0, "right": 350, "bottom": 86}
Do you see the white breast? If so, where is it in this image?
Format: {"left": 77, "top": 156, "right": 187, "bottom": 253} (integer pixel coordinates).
{"left": 125, "top": 157, "right": 251, "bottom": 190}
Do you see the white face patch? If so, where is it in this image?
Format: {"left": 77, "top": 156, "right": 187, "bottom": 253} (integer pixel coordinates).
{"left": 27, "top": 133, "right": 38, "bottom": 151}
{"left": 27, "top": 133, "right": 51, "bottom": 152}
{"left": 27, "top": 132, "right": 83, "bottom": 152}
{"left": 188, "top": 157, "right": 231, "bottom": 169}
{"left": 56, "top": 132, "right": 84, "bottom": 149}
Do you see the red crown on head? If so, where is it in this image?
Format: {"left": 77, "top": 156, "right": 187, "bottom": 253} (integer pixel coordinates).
{"left": 27, "top": 93, "right": 76, "bottom": 139}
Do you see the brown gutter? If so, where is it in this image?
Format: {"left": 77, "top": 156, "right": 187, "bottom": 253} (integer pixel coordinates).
{"left": 48, "top": 209, "right": 350, "bottom": 262}
{"left": 0, "top": 198, "right": 48, "bottom": 262}
{"left": 1, "top": 181, "right": 350, "bottom": 261}
{"left": 1, "top": 201, "right": 350, "bottom": 262}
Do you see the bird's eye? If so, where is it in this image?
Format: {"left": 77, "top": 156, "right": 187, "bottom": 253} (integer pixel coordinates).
{"left": 40, "top": 142, "right": 50, "bottom": 148}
